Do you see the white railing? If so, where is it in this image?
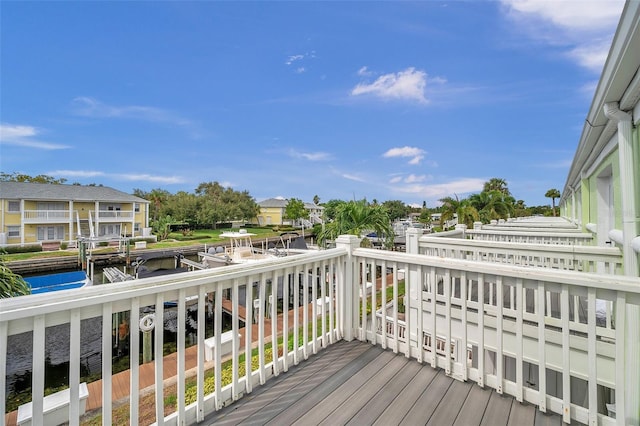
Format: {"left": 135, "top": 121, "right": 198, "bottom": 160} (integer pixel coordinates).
{"left": 2, "top": 235, "right": 639, "bottom": 426}
{"left": 97, "top": 210, "right": 134, "bottom": 220}
{"left": 467, "top": 229, "right": 594, "bottom": 245}
{"left": 22, "top": 210, "right": 71, "bottom": 223}
{"left": 418, "top": 235, "right": 623, "bottom": 274}
{"left": 353, "top": 246, "right": 640, "bottom": 426}
{"left": 0, "top": 249, "right": 345, "bottom": 426}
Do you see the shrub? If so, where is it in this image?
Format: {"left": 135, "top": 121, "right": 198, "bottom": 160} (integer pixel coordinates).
{"left": 1, "top": 244, "right": 42, "bottom": 254}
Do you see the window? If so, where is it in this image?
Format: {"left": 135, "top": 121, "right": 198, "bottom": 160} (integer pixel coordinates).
{"left": 8, "top": 201, "right": 20, "bottom": 212}
{"left": 134, "top": 223, "right": 140, "bottom": 232}
{"left": 134, "top": 203, "right": 140, "bottom": 213}
{"left": 7, "top": 226, "right": 20, "bottom": 238}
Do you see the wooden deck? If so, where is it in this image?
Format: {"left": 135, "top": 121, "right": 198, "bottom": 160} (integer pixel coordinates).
{"left": 202, "top": 340, "right": 562, "bottom": 426}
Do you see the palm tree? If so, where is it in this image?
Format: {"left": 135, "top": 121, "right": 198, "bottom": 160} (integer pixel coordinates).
{"left": 483, "top": 178, "right": 511, "bottom": 197}
{"left": 1, "top": 258, "right": 30, "bottom": 298}
{"left": 439, "top": 195, "right": 480, "bottom": 229}
{"left": 317, "top": 199, "right": 394, "bottom": 248}
{"left": 469, "top": 190, "right": 513, "bottom": 223}
{"left": 545, "top": 188, "right": 561, "bottom": 216}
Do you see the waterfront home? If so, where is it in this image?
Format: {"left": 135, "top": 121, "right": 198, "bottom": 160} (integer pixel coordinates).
{"left": 2, "top": 2, "right": 640, "bottom": 425}
{"left": 257, "top": 197, "right": 324, "bottom": 227}
{"left": 0, "top": 182, "right": 150, "bottom": 248}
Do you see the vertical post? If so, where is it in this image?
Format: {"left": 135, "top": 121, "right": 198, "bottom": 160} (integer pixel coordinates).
{"left": 335, "top": 235, "right": 361, "bottom": 342}
{"left": 604, "top": 102, "right": 639, "bottom": 424}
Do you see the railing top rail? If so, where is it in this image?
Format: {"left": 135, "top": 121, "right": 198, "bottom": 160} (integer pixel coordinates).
{"left": 0, "top": 247, "right": 347, "bottom": 321}
{"left": 419, "top": 235, "right": 620, "bottom": 256}
{"left": 352, "top": 247, "right": 640, "bottom": 294}
{"left": 480, "top": 225, "right": 583, "bottom": 232}
{"left": 467, "top": 229, "right": 593, "bottom": 238}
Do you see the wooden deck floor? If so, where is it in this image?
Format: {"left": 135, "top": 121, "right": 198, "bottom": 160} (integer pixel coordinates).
{"left": 202, "top": 340, "right": 562, "bottom": 426}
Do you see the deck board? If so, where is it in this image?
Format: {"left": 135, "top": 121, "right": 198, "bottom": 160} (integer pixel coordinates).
{"left": 204, "top": 340, "right": 370, "bottom": 425}
{"left": 373, "top": 365, "right": 438, "bottom": 426}
{"left": 480, "top": 391, "right": 514, "bottom": 425}
{"left": 427, "top": 378, "right": 473, "bottom": 425}
{"left": 317, "top": 354, "right": 410, "bottom": 425}
{"left": 200, "top": 340, "right": 562, "bottom": 426}
{"left": 508, "top": 401, "right": 536, "bottom": 425}
{"left": 292, "top": 349, "right": 397, "bottom": 425}
{"left": 346, "top": 360, "right": 423, "bottom": 425}
{"left": 400, "top": 370, "right": 452, "bottom": 425}
{"left": 453, "top": 384, "right": 492, "bottom": 425}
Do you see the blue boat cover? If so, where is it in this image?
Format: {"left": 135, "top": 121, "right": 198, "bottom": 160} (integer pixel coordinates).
{"left": 25, "top": 271, "right": 87, "bottom": 294}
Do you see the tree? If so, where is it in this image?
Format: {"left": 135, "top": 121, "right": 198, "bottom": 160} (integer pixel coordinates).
{"left": 469, "top": 190, "right": 513, "bottom": 223}
{"left": 313, "top": 195, "right": 320, "bottom": 205}
{"left": 483, "top": 178, "right": 511, "bottom": 197}
{"left": 195, "top": 182, "right": 259, "bottom": 227}
{"left": 143, "top": 188, "right": 171, "bottom": 222}
{"left": 382, "top": 200, "right": 410, "bottom": 222}
{"left": 151, "top": 215, "right": 174, "bottom": 240}
{"left": 285, "top": 198, "right": 308, "bottom": 227}
{"left": 317, "top": 199, "right": 394, "bottom": 248}
{"left": 163, "top": 191, "right": 199, "bottom": 227}
{"left": 439, "top": 195, "right": 479, "bottom": 229}
{"left": 322, "top": 199, "right": 345, "bottom": 222}
{"left": 1, "top": 257, "right": 30, "bottom": 298}
{"left": 1, "top": 172, "right": 67, "bottom": 184}
{"left": 545, "top": 188, "right": 561, "bottom": 216}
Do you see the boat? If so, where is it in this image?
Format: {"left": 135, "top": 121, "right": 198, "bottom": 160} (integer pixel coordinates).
{"left": 199, "top": 229, "right": 280, "bottom": 265}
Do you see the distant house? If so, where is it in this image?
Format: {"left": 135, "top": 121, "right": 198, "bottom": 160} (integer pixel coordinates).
{"left": 0, "top": 182, "right": 150, "bottom": 246}
{"left": 257, "top": 197, "right": 324, "bottom": 227}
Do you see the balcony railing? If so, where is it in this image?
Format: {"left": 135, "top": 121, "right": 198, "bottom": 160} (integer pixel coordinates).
{"left": 20, "top": 209, "right": 134, "bottom": 224}
{"left": 22, "top": 210, "right": 72, "bottom": 223}
{"left": 2, "top": 233, "right": 639, "bottom": 426}
{"left": 97, "top": 210, "right": 134, "bottom": 221}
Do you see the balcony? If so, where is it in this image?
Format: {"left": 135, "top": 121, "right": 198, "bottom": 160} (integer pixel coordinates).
{"left": 97, "top": 210, "right": 134, "bottom": 222}
{"left": 21, "top": 210, "right": 72, "bottom": 224}
{"left": 2, "top": 219, "right": 639, "bottom": 426}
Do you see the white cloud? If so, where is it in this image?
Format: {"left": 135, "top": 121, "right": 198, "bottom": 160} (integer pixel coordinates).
{"left": 72, "top": 97, "right": 194, "bottom": 127}
{"left": 48, "top": 170, "right": 185, "bottom": 184}
{"left": 500, "top": 0, "right": 624, "bottom": 72}
{"left": 502, "top": 0, "right": 623, "bottom": 32}
{"left": 358, "top": 66, "right": 372, "bottom": 76}
{"left": 48, "top": 170, "right": 105, "bottom": 178}
{"left": 285, "top": 54, "right": 304, "bottom": 65}
{"left": 0, "top": 123, "right": 70, "bottom": 150}
{"left": 288, "top": 149, "right": 331, "bottom": 161}
{"left": 405, "top": 174, "right": 427, "bottom": 183}
{"left": 382, "top": 146, "right": 426, "bottom": 165}
{"left": 395, "top": 178, "right": 485, "bottom": 199}
{"left": 341, "top": 173, "right": 366, "bottom": 183}
{"left": 351, "top": 67, "right": 428, "bottom": 103}
{"left": 285, "top": 51, "right": 316, "bottom": 70}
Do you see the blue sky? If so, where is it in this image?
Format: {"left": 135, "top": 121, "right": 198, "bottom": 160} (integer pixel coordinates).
{"left": 0, "top": 1, "right": 625, "bottom": 207}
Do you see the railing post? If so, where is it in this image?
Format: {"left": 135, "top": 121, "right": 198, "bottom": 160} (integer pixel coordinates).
{"left": 336, "top": 235, "right": 361, "bottom": 341}
{"left": 406, "top": 227, "right": 421, "bottom": 255}
{"left": 406, "top": 228, "right": 422, "bottom": 350}
{"left": 455, "top": 224, "right": 467, "bottom": 238}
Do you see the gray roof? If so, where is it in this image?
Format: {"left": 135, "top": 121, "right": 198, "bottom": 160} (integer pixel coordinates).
{"left": 0, "top": 181, "right": 148, "bottom": 203}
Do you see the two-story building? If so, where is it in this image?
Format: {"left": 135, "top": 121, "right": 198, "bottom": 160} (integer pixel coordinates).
{"left": 0, "top": 182, "right": 150, "bottom": 247}
{"left": 256, "top": 197, "right": 324, "bottom": 227}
